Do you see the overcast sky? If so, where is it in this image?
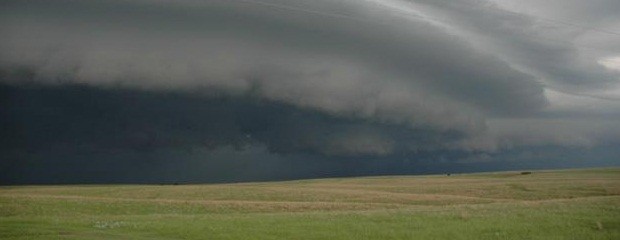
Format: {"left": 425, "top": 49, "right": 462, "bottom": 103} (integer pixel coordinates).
{"left": 1, "top": 0, "right": 619, "bottom": 184}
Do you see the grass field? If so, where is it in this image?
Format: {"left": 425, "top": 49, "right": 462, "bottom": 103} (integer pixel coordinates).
{"left": 1, "top": 168, "right": 619, "bottom": 239}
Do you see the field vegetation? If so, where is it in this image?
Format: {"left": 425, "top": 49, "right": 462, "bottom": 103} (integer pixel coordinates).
{"left": 1, "top": 168, "right": 619, "bottom": 239}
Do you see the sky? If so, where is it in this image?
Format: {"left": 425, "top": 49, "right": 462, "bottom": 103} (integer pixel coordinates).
{"left": 1, "top": 0, "right": 619, "bottom": 184}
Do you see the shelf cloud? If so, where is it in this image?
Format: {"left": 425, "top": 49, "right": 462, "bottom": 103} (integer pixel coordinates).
{"left": 1, "top": 0, "right": 619, "bottom": 183}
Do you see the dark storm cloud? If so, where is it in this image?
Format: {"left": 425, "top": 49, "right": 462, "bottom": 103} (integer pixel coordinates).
{"left": 1, "top": 83, "right": 618, "bottom": 184}
{"left": 0, "top": 0, "right": 550, "bottom": 128}
{"left": 0, "top": 83, "right": 466, "bottom": 184}
{"left": 0, "top": 83, "right": 466, "bottom": 157}
{"left": 0, "top": 0, "right": 619, "bottom": 183}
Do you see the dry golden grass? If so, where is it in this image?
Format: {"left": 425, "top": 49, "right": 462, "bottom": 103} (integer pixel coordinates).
{"left": 1, "top": 168, "right": 619, "bottom": 239}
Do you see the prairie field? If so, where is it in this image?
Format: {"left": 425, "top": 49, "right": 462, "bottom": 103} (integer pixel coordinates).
{"left": 1, "top": 168, "right": 619, "bottom": 239}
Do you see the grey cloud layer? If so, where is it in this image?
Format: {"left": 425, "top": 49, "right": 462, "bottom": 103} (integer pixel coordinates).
{"left": 400, "top": 0, "right": 620, "bottom": 92}
{"left": 1, "top": 0, "right": 619, "bottom": 156}
{"left": 0, "top": 0, "right": 547, "bottom": 127}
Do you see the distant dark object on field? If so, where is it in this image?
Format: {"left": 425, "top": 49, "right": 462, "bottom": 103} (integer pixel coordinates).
{"left": 158, "top": 182, "right": 181, "bottom": 185}
{"left": 446, "top": 173, "right": 451, "bottom": 176}
{"left": 520, "top": 171, "right": 533, "bottom": 175}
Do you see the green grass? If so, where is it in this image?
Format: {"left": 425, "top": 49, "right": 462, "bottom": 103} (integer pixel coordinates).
{"left": 1, "top": 168, "right": 619, "bottom": 239}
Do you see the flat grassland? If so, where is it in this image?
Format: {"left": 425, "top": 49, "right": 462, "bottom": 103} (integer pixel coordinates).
{"left": 1, "top": 168, "right": 619, "bottom": 239}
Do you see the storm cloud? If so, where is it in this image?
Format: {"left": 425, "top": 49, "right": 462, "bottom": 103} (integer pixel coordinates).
{"left": 1, "top": 0, "right": 619, "bottom": 183}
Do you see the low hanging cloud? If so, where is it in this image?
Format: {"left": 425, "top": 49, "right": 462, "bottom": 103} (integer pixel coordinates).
{"left": 1, "top": 0, "right": 620, "bottom": 179}
{"left": 0, "top": 0, "right": 550, "bottom": 128}
{"left": 0, "top": 84, "right": 467, "bottom": 158}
